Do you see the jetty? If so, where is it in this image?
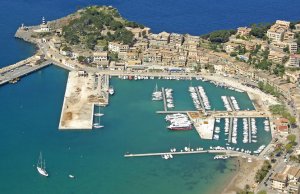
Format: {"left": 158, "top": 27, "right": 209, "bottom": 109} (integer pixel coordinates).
{"left": 227, "top": 96, "right": 236, "bottom": 111}
{"left": 228, "top": 117, "right": 233, "bottom": 143}
{"left": 161, "top": 87, "right": 167, "bottom": 111}
{"left": 195, "top": 87, "right": 206, "bottom": 111}
{"left": 124, "top": 149, "right": 257, "bottom": 158}
{"left": 248, "top": 117, "right": 252, "bottom": 143}
{"left": 59, "top": 71, "right": 108, "bottom": 130}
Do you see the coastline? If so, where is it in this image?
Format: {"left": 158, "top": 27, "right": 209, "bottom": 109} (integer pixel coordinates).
{"left": 221, "top": 157, "right": 264, "bottom": 194}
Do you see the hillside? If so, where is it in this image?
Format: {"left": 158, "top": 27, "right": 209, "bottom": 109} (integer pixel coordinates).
{"left": 62, "top": 6, "right": 145, "bottom": 50}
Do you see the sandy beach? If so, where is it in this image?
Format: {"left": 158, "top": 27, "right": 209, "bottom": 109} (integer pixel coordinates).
{"left": 222, "top": 158, "right": 264, "bottom": 194}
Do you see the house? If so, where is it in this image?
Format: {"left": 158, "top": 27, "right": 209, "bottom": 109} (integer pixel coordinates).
{"left": 169, "top": 33, "right": 183, "bottom": 47}
{"left": 284, "top": 70, "right": 300, "bottom": 83}
{"left": 149, "top": 31, "right": 170, "bottom": 47}
{"left": 268, "top": 50, "right": 287, "bottom": 64}
{"left": 108, "top": 42, "right": 129, "bottom": 53}
{"left": 93, "top": 52, "right": 108, "bottom": 63}
{"left": 274, "top": 118, "right": 289, "bottom": 133}
{"left": 289, "top": 42, "right": 298, "bottom": 54}
{"left": 267, "top": 20, "right": 291, "bottom": 42}
{"left": 126, "top": 27, "right": 151, "bottom": 39}
{"left": 284, "top": 31, "right": 295, "bottom": 41}
{"left": 289, "top": 54, "right": 300, "bottom": 67}
{"left": 271, "top": 173, "right": 288, "bottom": 192}
{"left": 271, "top": 165, "right": 300, "bottom": 193}
{"left": 237, "top": 27, "right": 252, "bottom": 36}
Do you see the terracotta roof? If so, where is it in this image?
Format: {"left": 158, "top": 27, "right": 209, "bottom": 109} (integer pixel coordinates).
{"left": 278, "top": 125, "right": 288, "bottom": 131}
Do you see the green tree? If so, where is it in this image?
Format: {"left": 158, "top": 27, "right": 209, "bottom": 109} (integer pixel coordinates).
{"left": 287, "top": 134, "right": 296, "bottom": 143}
{"left": 202, "top": 29, "right": 236, "bottom": 43}
{"left": 77, "top": 56, "right": 86, "bottom": 63}
{"left": 250, "top": 23, "right": 272, "bottom": 39}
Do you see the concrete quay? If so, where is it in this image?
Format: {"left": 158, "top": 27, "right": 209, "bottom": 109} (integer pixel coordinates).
{"left": 124, "top": 149, "right": 255, "bottom": 158}
{"left": 59, "top": 71, "right": 108, "bottom": 130}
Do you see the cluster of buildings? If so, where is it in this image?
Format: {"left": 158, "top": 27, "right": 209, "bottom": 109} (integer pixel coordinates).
{"left": 266, "top": 20, "right": 300, "bottom": 67}
{"left": 270, "top": 165, "right": 300, "bottom": 193}
{"left": 224, "top": 20, "right": 300, "bottom": 68}
{"left": 39, "top": 17, "right": 213, "bottom": 71}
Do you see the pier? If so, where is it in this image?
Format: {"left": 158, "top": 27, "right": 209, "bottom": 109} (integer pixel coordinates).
{"left": 161, "top": 87, "right": 167, "bottom": 111}
{"left": 226, "top": 96, "right": 236, "bottom": 111}
{"left": 248, "top": 117, "right": 252, "bottom": 143}
{"left": 228, "top": 117, "right": 233, "bottom": 143}
{"left": 195, "top": 87, "right": 206, "bottom": 112}
{"left": 59, "top": 71, "right": 108, "bottom": 130}
{"left": 124, "top": 149, "right": 256, "bottom": 158}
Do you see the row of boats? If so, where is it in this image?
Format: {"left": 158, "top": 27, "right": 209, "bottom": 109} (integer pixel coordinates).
{"left": 152, "top": 84, "right": 163, "bottom": 101}
{"left": 189, "top": 86, "right": 202, "bottom": 110}
{"left": 93, "top": 107, "right": 104, "bottom": 129}
{"left": 165, "top": 113, "right": 192, "bottom": 130}
{"left": 209, "top": 80, "right": 244, "bottom": 93}
{"left": 231, "top": 118, "right": 238, "bottom": 144}
{"left": 215, "top": 117, "right": 271, "bottom": 145}
{"left": 210, "top": 146, "right": 253, "bottom": 155}
{"left": 214, "top": 155, "right": 230, "bottom": 160}
{"left": 264, "top": 119, "right": 270, "bottom": 132}
{"left": 198, "top": 86, "right": 211, "bottom": 110}
{"left": 221, "top": 96, "right": 240, "bottom": 111}
{"left": 165, "top": 88, "right": 175, "bottom": 109}
{"left": 118, "top": 75, "right": 195, "bottom": 81}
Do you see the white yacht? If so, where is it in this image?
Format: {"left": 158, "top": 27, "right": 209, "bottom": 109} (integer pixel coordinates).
{"left": 108, "top": 87, "right": 114, "bottom": 95}
{"left": 37, "top": 152, "right": 48, "bottom": 177}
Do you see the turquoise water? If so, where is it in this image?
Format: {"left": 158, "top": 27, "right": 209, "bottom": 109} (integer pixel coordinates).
{"left": 2, "top": 0, "right": 299, "bottom": 193}
{"left": 0, "top": 66, "right": 268, "bottom": 193}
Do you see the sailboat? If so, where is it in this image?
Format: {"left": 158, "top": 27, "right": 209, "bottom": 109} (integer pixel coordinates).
{"left": 93, "top": 106, "right": 104, "bottom": 129}
{"left": 37, "top": 152, "right": 48, "bottom": 177}
{"left": 152, "top": 83, "right": 162, "bottom": 101}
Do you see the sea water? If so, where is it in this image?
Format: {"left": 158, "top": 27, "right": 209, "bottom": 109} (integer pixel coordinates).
{"left": 1, "top": 0, "right": 300, "bottom": 193}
